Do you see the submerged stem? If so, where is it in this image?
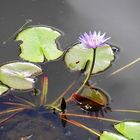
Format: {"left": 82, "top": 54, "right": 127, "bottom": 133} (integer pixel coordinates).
{"left": 0, "top": 108, "right": 26, "bottom": 115}
{"left": 14, "top": 96, "right": 35, "bottom": 107}
{"left": 76, "top": 48, "right": 96, "bottom": 94}
{"left": 0, "top": 102, "right": 32, "bottom": 108}
{"left": 61, "top": 115, "right": 101, "bottom": 137}
{"left": 0, "top": 110, "right": 23, "bottom": 125}
{"left": 45, "top": 104, "right": 61, "bottom": 112}
{"left": 110, "top": 56, "right": 140, "bottom": 76}
{"left": 40, "top": 76, "right": 48, "bottom": 106}
{"left": 112, "top": 109, "right": 140, "bottom": 113}
{"left": 64, "top": 113, "right": 121, "bottom": 123}
{"left": 51, "top": 80, "right": 76, "bottom": 107}
{"left": 2, "top": 19, "right": 32, "bottom": 45}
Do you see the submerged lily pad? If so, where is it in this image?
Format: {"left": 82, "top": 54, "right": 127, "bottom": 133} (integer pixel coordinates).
{"left": 0, "top": 62, "right": 42, "bottom": 90}
{"left": 114, "top": 121, "right": 140, "bottom": 140}
{"left": 71, "top": 85, "right": 110, "bottom": 113}
{"left": 71, "top": 85, "right": 110, "bottom": 112}
{"left": 16, "top": 26, "right": 63, "bottom": 62}
{"left": 100, "top": 131, "right": 128, "bottom": 140}
{"left": 0, "top": 84, "right": 9, "bottom": 95}
{"left": 81, "top": 85, "right": 109, "bottom": 106}
{"left": 64, "top": 43, "right": 115, "bottom": 74}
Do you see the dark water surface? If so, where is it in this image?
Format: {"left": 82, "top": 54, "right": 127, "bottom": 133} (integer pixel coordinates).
{"left": 0, "top": 0, "right": 140, "bottom": 140}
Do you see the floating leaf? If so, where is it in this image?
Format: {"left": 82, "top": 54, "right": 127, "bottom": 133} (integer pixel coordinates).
{"left": 81, "top": 85, "right": 109, "bottom": 106}
{"left": 0, "top": 62, "right": 42, "bottom": 90}
{"left": 71, "top": 85, "right": 110, "bottom": 112}
{"left": 114, "top": 121, "right": 140, "bottom": 140}
{"left": 100, "top": 131, "right": 128, "bottom": 140}
{"left": 0, "top": 84, "right": 9, "bottom": 95}
{"left": 64, "top": 44, "right": 115, "bottom": 74}
{"left": 71, "top": 93, "right": 98, "bottom": 111}
{"left": 16, "top": 26, "right": 63, "bottom": 62}
{"left": 71, "top": 93, "right": 106, "bottom": 113}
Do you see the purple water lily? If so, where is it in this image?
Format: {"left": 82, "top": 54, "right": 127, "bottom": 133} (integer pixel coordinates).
{"left": 78, "top": 31, "right": 111, "bottom": 49}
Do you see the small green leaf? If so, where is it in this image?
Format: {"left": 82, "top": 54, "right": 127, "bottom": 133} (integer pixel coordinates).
{"left": 0, "top": 84, "right": 9, "bottom": 95}
{"left": 0, "top": 62, "right": 42, "bottom": 90}
{"left": 100, "top": 131, "right": 128, "bottom": 140}
{"left": 16, "top": 26, "right": 63, "bottom": 62}
{"left": 64, "top": 44, "right": 115, "bottom": 74}
{"left": 114, "top": 121, "right": 140, "bottom": 140}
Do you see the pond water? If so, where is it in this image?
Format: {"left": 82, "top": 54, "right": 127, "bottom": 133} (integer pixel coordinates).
{"left": 0, "top": 0, "right": 140, "bottom": 140}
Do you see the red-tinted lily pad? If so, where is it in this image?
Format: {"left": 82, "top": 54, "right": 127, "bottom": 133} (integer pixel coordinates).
{"left": 71, "top": 85, "right": 110, "bottom": 113}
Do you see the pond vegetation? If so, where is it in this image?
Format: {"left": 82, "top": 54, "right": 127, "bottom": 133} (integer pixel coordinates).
{"left": 0, "top": 24, "right": 140, "bottom": 140}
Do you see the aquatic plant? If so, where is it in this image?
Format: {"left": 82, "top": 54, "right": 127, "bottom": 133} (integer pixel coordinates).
{"left": 1, "top": 74, "right": 140, "bottom": 140}
{"left": 78, "top": 31, "right": 111, "bottom": 49}
{"left": 16, "top": 26, "right": 63, "bottom": 62}
{"left": 77, "top": 31, "right": 111, "bottom": 94}
{"left": 0, "top": 24, "right": 140, "bottom": 140}
{"left": 0, "top": 62, "right": 42, "bottom": 92}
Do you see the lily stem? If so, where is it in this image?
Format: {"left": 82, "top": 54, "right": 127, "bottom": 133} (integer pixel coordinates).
{"left": 76, "top": 48, "right": 96, "bottom": 94}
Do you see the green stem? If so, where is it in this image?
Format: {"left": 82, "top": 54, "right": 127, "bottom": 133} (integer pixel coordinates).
{"left": 76, "top": 48, "right": 96, "bottom": 94}
{"left": 45, "top": 104, "right": 61, "bottom": 112}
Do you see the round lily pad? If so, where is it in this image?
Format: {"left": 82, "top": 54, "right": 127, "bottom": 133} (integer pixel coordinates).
{"left": 16, "top": 26, "right": 63, "bottom": 62}
{"left": 64, "top": 43, "right": 115, "bottom": 74}
{"left": 100, "top": 131, "right": 128, "bottom": 140}
{"left": 114, "top": 121, "right": 140, "bottom": 140}
{"left": 0, "top": 84, "right": 9, "bottom": 95}
{"left": 81, "top": 86, "right": 109, "bottom": 106}
{"left": 71, "top": 85, "right": 110, "bottom": 112}
{"left": 0, "top": 62, "right": 42, "bottom": 90}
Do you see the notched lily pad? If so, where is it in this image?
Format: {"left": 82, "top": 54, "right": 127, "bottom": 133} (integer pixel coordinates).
{"left": 0, "top": 62, "right": 42, "bottom": 90}
{"left": 0, "top": 84, "right": 9, "bottom": 95}
{"left": 64, "top": 43, "right": 115, "bottom": 74}
{"left": 100, "top": 131, "right": 128, "bottom": 140}
{"left": 16, "top": 26, "right": 63, "bottom": 62}
{"left": 114, "top": 121, "right": 140, "bottom": 140}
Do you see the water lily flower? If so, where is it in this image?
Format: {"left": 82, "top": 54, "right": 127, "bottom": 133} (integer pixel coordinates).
{"left": 76, "top": 31, "right": 111, "bottom": 93}
{"left": 78, "top": 31, "right": 111, "bottom": 49}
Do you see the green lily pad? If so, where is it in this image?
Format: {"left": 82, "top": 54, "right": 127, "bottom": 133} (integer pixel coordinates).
{"left": 0, "top": 84, "right": 9, "bottom": 95}
{"left": 0, "top": 62, "right": 42, "bottom": 90}
{"left": 64, "top": 43, "right": 115, "bottom": 74}
{"left": 16, "top": 26, "right": 63, "bottom": 62}
{"left": 100, "top": 131, "right": 128, "bottom": 140}
{"left": 114, "top": 121, "right": 140, "bottom": 140}
{"left": 81, "top": 86, "right": 109, "bottom": 106}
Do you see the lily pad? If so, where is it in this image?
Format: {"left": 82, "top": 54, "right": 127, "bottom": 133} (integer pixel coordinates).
{"left": 0, "top": 62, "right": 42, "bottom": 90}
{"left": 81, "top": 85, "right": 109, "bottom": 106}
{"left": 71, "top": 86, "right": 110, "bottom": 113}
{"left": 100, "top": 131, "right": 128, "bottom": 140}
{"left": 16, "top": 26, "right": 63, "bottom": 62}
{"left": 64, "top": 43, "right": 115, "bottom": 74}
{"left": 114, "top": 121, "right": 140, "bottom": 140}
{"left": 0, "top": 84, "right": 9, "bottom": 95}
